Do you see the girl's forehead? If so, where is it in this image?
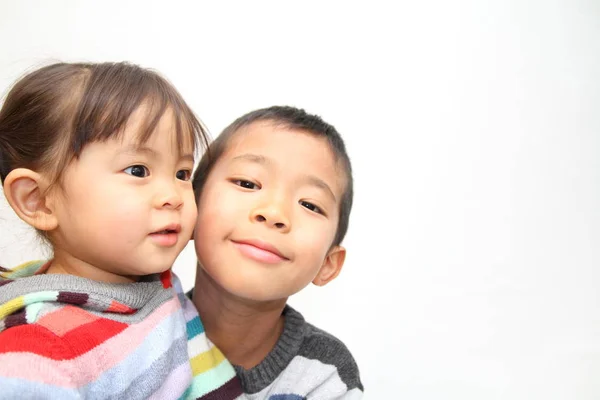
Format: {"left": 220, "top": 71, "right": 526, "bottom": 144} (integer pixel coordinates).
{"left": 123, "top": 106, "right": 196, "bottom": 155}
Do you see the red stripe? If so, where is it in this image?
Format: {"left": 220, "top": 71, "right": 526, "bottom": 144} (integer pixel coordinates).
{"left": 106, "top": 300, "right": 137, "bottom": 314}
{"left": 0, "top": 325, "right": 77, "bottom": 360}
{"left": 160, "top": 270, "right": 172, "bottom": 288}
{"left": 0, "top": 318, "right": 128, "bottom": 360}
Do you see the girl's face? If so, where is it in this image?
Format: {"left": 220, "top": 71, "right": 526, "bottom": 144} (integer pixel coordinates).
{"left": 47, "top": 107, "right": 197, "bottom": 283}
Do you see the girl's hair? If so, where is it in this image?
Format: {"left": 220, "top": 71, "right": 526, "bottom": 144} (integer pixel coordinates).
{"left": 0, "top": 61, "right": 208, "bottom": 188}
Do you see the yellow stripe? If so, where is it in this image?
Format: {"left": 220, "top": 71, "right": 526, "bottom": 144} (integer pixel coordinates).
{"left": 0, "top": 260, "right": 46, "bottom": 279}
{"left": 12, "top": 260, "right": 43, "bottom": 271}
{"left": 0, "top": 296, "right": 24, "bottom": 319}
{"left": 190, "top": 345, "right": 226, "bottom": 375}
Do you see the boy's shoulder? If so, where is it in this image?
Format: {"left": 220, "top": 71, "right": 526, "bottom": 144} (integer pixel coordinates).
{"left": 285, "top": 305, "right": 362, "bottom": 387}
{"left": 237, "top": 304, "right": 363, "bottom": 397}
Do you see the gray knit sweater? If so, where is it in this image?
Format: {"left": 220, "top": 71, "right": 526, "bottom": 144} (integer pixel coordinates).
{"left": 234, "top": 305, "right": 363, "bottom": 399}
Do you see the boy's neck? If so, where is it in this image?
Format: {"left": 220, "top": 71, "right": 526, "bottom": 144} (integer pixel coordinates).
{"left": 192, "top": 266, "right": 287, "bottom": 370}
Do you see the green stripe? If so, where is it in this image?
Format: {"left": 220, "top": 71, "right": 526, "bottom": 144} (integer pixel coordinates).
{"left": 185, "top": 360, "right": 238, "bottom": 399}
{"left": 25, "top": 302, "right": 46, "bottom": 323}
{"left": 23, "top": 291, "right": 59, "bottom": 307}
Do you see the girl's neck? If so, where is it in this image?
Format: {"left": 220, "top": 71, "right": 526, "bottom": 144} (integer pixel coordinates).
{"left": 192, "top": 266, "right": 286, "bottom": 369}
{"left": 48, "top": 249, "right": 136, "bottom": 283}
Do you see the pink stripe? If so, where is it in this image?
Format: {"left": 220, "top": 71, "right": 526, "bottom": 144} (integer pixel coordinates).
{"left": 0, "top": 352, "right": 76, "bottom": 387}
{"left": 147, "top": 362, "right": 191, "bottom": 400}
{"left": 38, "top": 305, "right": 100, "bottom": 336}
{"left": 0, "top": 297, "right": 181, "bottom": 386}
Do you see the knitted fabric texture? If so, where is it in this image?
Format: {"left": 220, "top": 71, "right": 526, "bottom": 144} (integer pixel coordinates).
{"left": 0, "top": 261, "right": 243, "bottom": 399}
{"left": 187, "top": 287, "right": 363, "bottom": 400}
{"left": 233, "top": 305, "right": 363, "bottom": 399}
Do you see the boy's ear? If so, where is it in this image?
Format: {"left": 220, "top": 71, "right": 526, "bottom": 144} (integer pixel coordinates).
{"left": 3, "top": 168, "right": 58, "bottom": 231}
{"left": 312, "top": 245, "right": 346, "bottom": 287}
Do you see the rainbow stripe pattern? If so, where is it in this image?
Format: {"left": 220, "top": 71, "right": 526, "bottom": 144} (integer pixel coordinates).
{"left": 0, "top": 261, "right": 243, "bottom": 399}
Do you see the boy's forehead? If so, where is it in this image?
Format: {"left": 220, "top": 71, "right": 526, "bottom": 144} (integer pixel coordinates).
{"left": 224, "top": 121, "right": 319, "bottom": 154}
{"left": 225, "top": 121, "right": 279, "bottom": 148}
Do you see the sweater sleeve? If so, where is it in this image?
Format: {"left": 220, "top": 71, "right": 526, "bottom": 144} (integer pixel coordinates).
{"left": 304, "top": 353, "right": 364, "bottom": 400}
{"left": 299, "top": 325, "right": 364, "bottom": 399}
{"left": 330, "top": 389, "right": 364, "bottom": 399}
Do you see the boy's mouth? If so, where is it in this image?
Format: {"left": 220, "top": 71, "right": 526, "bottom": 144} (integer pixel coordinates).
{"left": 231, "top": 239, "right": 289, "bottom": 264}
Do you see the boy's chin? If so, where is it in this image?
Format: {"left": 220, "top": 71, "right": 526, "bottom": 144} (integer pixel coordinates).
{"left": 211, "top": 274, "right": 292, "bottom": 304}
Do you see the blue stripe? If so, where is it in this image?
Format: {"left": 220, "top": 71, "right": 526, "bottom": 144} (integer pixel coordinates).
{"left": 0, "top": 377, "right": 80, "bottom": 399}
{"left": 186, "top": 315, "right": 205, "bottom": 339}
{"left": 269, "top": 395, "right": 306, "bottom": 400}
{"left": 83, "top": 307, "right": 188, "bottom": 397}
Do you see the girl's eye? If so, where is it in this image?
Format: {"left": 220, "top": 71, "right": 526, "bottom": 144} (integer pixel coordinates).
{"left": 124, "top": 165, "right": 149, "bottom": 178}
{"left": 233, "top": 180, "right": 260, "bottom": 190}
{"left": 176, "top": 169, "right": 192, "bottom": 181}
{"left": 300, "top": 200, "right": 322, "bottom": 214}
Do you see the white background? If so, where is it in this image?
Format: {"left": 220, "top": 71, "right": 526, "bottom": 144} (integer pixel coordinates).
{"left": 0, "top": 1, "right": 599, "bottom": 398}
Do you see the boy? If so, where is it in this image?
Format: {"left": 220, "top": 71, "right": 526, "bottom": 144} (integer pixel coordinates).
{"left": 190, "top": 106, "right": 363, "bottom": 398}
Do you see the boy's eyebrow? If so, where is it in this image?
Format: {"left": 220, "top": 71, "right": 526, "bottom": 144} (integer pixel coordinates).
{"left": 303, "top": 175, "right": 337, "bottom": 203}
{"left": 231, "top": 153, "right": 268, "bottom": 165}
{"left": 232, "top": 153, "right": 337, "bottom": 202}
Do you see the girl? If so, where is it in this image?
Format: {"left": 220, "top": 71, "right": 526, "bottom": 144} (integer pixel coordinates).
{"left": 0, "top": 62, "right": 242, "bottom": 399}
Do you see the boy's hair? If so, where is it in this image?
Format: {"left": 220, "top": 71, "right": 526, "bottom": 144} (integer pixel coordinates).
{"left": 192, "top": 105, "right": 353, "bottom": 246}
{"left": 0, "top": 62, "right": 208, "bottom": 189}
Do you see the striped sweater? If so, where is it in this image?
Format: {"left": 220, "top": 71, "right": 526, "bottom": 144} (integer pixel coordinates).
{"left": 0, "top": 261, "right": 243, "bottom": 399}
{"left": 233, "top": 305, "right": 363, "bottom": 399}
{"left": 188, "top": 287, "right": 363, "bottom": 399}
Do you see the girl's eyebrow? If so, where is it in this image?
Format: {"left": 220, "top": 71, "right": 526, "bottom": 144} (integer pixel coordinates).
{"left": 179, "top": 153, "right": 195, "bottom": 163}
{"left": 117, "top": 145, "right": 158, "bottom": 158}
{"left": 116, "top": 145, "right": 194, "bottom": 163}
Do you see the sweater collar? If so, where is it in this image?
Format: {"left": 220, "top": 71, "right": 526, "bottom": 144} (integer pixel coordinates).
{"left": 233, "top": 304, "right": 306, "bottom": 394}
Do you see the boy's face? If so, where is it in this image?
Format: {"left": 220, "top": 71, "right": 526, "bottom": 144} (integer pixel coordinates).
{"left": 194, "top": 121, "right": 345, "bottom": 301}
{"left": 48, "top": 107, "right": 197, "bottom": 282}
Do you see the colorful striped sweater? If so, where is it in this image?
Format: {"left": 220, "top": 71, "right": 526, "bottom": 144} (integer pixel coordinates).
{"left": 188, "top": 288, "right": 363, "bottom": 399}
{"left": 0, "top": 261, "right": 244, "bottom": 399}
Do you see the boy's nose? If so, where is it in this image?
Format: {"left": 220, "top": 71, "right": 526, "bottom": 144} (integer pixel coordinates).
{"left": 251, "top": 204, "right": 291, "bottom": 232}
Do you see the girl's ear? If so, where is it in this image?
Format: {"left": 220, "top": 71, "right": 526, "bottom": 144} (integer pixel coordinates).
{"left": 312, "top": 245, "right": 346, "bottom": 287}
{"left": 3, "top": 168, "right": 58, "bottom": 231}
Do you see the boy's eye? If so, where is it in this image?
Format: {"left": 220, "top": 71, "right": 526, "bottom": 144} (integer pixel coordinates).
{"left": 233, "top": 180, "right": 259, "bottom": 190}
{"left": 124, "top": 165, "right": 149, "bottom": 178}
{"left": 300, "top": 200, "right": 322, "bottom": 214}
{"left": 176, "top": 169, "right": 192, "bottom": 181}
